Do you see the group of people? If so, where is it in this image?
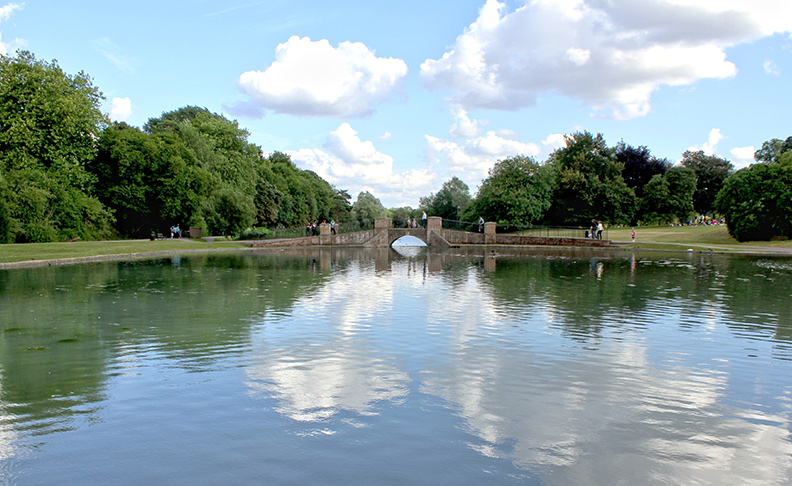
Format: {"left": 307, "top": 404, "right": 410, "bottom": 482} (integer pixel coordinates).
{"left": 170, "top": 224, "right": 181, "bottom": 238}
{"left": 588, "top": 220, "right": 604, "bottom": 240}
{"left": 404, "top": 212, "right": 428, "bottom": 229}
{"left": 305, "top": 220, "right": 338, "bottom": 237}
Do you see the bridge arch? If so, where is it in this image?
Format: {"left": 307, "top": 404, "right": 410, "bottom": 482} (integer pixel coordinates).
{"left": 386, "top": 229, "right": 428, "bottom": 247}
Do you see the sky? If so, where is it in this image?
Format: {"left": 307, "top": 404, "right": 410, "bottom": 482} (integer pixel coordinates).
{"left": 1, "top": 0, "right": 791, "bottom": 208}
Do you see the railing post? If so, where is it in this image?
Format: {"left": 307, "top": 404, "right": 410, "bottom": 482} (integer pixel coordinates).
{"left": 484, "top": 222, "right": 497, "bottom": 244}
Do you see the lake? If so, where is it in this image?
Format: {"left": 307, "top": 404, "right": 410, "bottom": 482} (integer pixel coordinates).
{"left": 1, "top": 247, "right": 791, "bottom": 485}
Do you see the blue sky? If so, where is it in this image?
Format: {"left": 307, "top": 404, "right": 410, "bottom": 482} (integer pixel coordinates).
{"left": 2, "top": 1, "right": 791, "bottom": 207}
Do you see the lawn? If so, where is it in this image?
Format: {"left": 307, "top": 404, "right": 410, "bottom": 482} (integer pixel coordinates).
{"left": 605, "top": 224, "right": 792, "bottom": 252}
{"left": 0, "top": 238, "right": 247, "bottom": 264}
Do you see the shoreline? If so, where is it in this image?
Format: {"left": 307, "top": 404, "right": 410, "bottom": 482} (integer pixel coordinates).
{"left": 3, "top": 241, "right": 792, "bottom": 269}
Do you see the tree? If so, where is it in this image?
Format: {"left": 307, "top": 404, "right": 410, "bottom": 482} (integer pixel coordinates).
{"left": 352, "top": 191, "right": 386, "bottom": 226}
{"left": 637, "top": 167, "right": 696, "bottom": 225}
{"left": 681, "top": 150, "right": 733, "bottom": 216}
{"left": 754, "top": 136, "right": 792, "bottom": 164}
{"left": 715, "top": 157, "right": 792, "bottom": 241}
{"left": 420, "top": 176, "right": 472, "bottom": 221}
{"left": 616, "top": 142, "right": 669, "bottom": 198}
{"left": 547, "top": 132, "right": 635, "bottom": 225}
{"left": 203, "top": 189, "right": 256, "bottom": 237}
{"left": 466, "top": 156, "right": 554, "bottom": 225}
{"left": 0, "top": 50, "right": 113, "bottom": 242}
{"left": 89, "top": 123, "right": 213, "bottom": 237}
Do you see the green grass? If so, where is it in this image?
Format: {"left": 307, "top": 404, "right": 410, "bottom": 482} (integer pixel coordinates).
{"left": 2, "top": 225, "right": 791, "bottom": 264}
{"left": 605, "top": 225, "right": 792, "bottom": 252}
{"left": 0, "top": 238, "right": 247, "bottom": 264}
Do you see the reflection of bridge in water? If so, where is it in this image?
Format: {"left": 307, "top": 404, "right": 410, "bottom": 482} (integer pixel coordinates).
{"left": 251, "top": 217, "right": 611, "bottom": 249}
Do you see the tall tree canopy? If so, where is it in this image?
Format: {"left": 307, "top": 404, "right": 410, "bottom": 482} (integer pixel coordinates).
{"left": 420, "top": 176, "right": 472, "bottom": 222}
{"left": 616, "top": 142, "right": 669, "bottom": 198}
{"left": 0, "top": 50, "right": 113, "bottom": 242}
{"left": 466, "top": 156, "right": 554, "bottom": 225}
{"left": 546, "top": 132, "right": 635, "bottom": 225}
{"left": 352, "top": 191, "right": 387, "bottom": 226}
{"left": 716, "top": 140, "right": 792, "bottom": 242}
{"left": 681, "top": 150, "right": 733, "bottom": 216}
{"left": 89, "top": 122, "right": 213, "bottom": 237}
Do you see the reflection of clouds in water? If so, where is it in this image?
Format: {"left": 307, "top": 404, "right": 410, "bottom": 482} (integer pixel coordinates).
{"left": 246, "top": 262, "right": 409, "bottom": 423}
{"left": 0, "top": 377, "right": 18, "bottom": 463}
{"left": 421, "top": 288, "right": 792, "bottom": 484}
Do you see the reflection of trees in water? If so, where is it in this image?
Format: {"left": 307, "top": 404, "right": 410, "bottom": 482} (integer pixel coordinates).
{"left": 245, "top": 260, "right": 409, "bottom": 425}
{"left": 475, "top": 251, "right": 792, "bottom": 352}
{"left": 0, "top": 252, "right": 339, "bottom": 440}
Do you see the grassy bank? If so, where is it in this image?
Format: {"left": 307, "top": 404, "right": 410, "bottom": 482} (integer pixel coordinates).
{"left": 606, "top": 224, "right": 792, "bottom": 252}
{"left": 0, "top": 238, "right": 247, "bottom": 264}
{"left": 1, "top": 225, "right": 791, "bottom": 265}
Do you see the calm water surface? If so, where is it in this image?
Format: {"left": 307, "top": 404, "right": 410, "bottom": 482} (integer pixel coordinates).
{"left": 1, "top": 247, "right": 791, "bottom": 485}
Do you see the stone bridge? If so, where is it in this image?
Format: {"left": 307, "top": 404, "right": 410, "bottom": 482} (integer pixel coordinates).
{"left": 250, "top": 217, "right": 611, "bottom": 248}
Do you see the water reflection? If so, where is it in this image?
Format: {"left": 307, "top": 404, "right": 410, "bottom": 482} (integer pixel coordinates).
{"left": 246, "top": 261, "right": 409, "bottom": 424}
{"left": 0, "top": 248, "right": 791, "bottom": 484}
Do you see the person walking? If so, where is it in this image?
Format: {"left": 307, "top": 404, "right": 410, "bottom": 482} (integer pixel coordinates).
{"left": 422, "top": 211, "right": 427, "bottom": 228}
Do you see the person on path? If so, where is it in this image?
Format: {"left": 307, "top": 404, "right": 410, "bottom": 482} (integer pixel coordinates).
{"left": 596, "top": 221, "right": 604, "bottom": 240}
{"left": 631, "top": 228, "right": 636, "bottom": 242}
{"left": 422, "top": 211, "right": 427, "bottom": 228}
{"left": 330, "top": 220, "right": 336, "bottom": 235}
{"left": 478, "top": 216, "right": 484, "bottom": 233}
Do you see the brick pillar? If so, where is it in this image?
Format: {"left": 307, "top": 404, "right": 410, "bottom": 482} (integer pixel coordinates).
{"left": 319, "top": 223, "right": 330, "bottom": 245}
{"left": 427, "top": 216, "right": 442, "bottom": 230}
{"left": 375, "top": 217, "right": 392, "bottom": 229}
{"left": 484, "top": 222, "right": 497, "bottom": 245}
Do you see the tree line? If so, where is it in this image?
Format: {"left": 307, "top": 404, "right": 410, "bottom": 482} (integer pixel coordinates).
{"left": 417, "top": 132, "right": 792, "bottom": 242}
{"left": 1, "top": 50, "right": 790, "bottom": 243}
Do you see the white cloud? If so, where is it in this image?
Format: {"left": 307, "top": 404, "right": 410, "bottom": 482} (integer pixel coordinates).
{"left": 729, "top": 146, "right": 755, "bottom": 170}
{"left": 689, "top": 128, "right": 724, "bottom": 155}
{"left": 0, "top": 2, "right": 23, "bottom": 56}
{"left": 542, "top": 133, "right": 567, "bottom": 152}
{"left": 763, "top": 59, "right": 780, "bottom": 75}
{"left": 108, "top": 97, "right": 132, "bottom": 122}
{"left": 425, "top": 131, "right": 540, "bottom": 187}
{"left": 287, "top": 123, "right": 435, "bottom": 207}
{"left": 93, "top": 37, "right": 135, "bottom": 74}
{"left": 235, "top": 36, "right": 408, "bottom": 118}
{"left": 420, "top": 0, "right": 792, "bottom": 119}
{"left": 449, "top": 106, "right": 482, "bottom": 138}
{"left": 379, "top": 131, "right": 393, "bottom": 141}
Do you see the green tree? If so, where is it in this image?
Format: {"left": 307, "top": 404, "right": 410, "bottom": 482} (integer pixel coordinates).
{"left": 616, "top": 142, "right": 669, "bottom": 198}
{"left": 681, "top": 150, "right": 733, "bottom": 215}
{"left": 89, "top": 122, "right": 213, "bottom": 237}
{"left": 715, "top": 156, "right": 792, "bottom": 241}
{"left": 754, "top": 136, "right": 792, "bottom": 163}
{"left": 0, "top": 51, "right": 113, "bottom": 242}
{"left": 352, "top": 191, "right": 386, "bottom": 226}
{"left": 547, "top": 132, "right": 636, "bottom": 225}
{"left": 466, "top": 156, "right": 554, "bottom": 225}
{"left": 637, "top": 167, "right": 696, "bottom": 225}
{"left": 420, "top": 176, "right": 472, "bottom": 221}
{"left": 203, "top": 188, "right": 256, "bottom": 237}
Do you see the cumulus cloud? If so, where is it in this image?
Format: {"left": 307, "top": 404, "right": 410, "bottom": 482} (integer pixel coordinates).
{"left": 287, "top": 123, "right": 435, "bottom": 207}
{"left": 108, "top": 97, "right": 132, "bottom": 122}
{"left": 234, "top": 36, "right": 408, "bottom": 118}
{"left": 425, "top": 130, "right": 540, "bottom": 185}
{"left": 729, "top": 146, "right": 756, "bottom": 170}
{"left": 689, "top": 128, "right": 724, "bottom": 155}
{"left": 420, "top": 0, "right": 792, "bottom": 119}
{"left": 449, "top": 106, "right": 482, "bottom": 138}
{"left": 0, "top": 2, "right": 24, "bottom": 56}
